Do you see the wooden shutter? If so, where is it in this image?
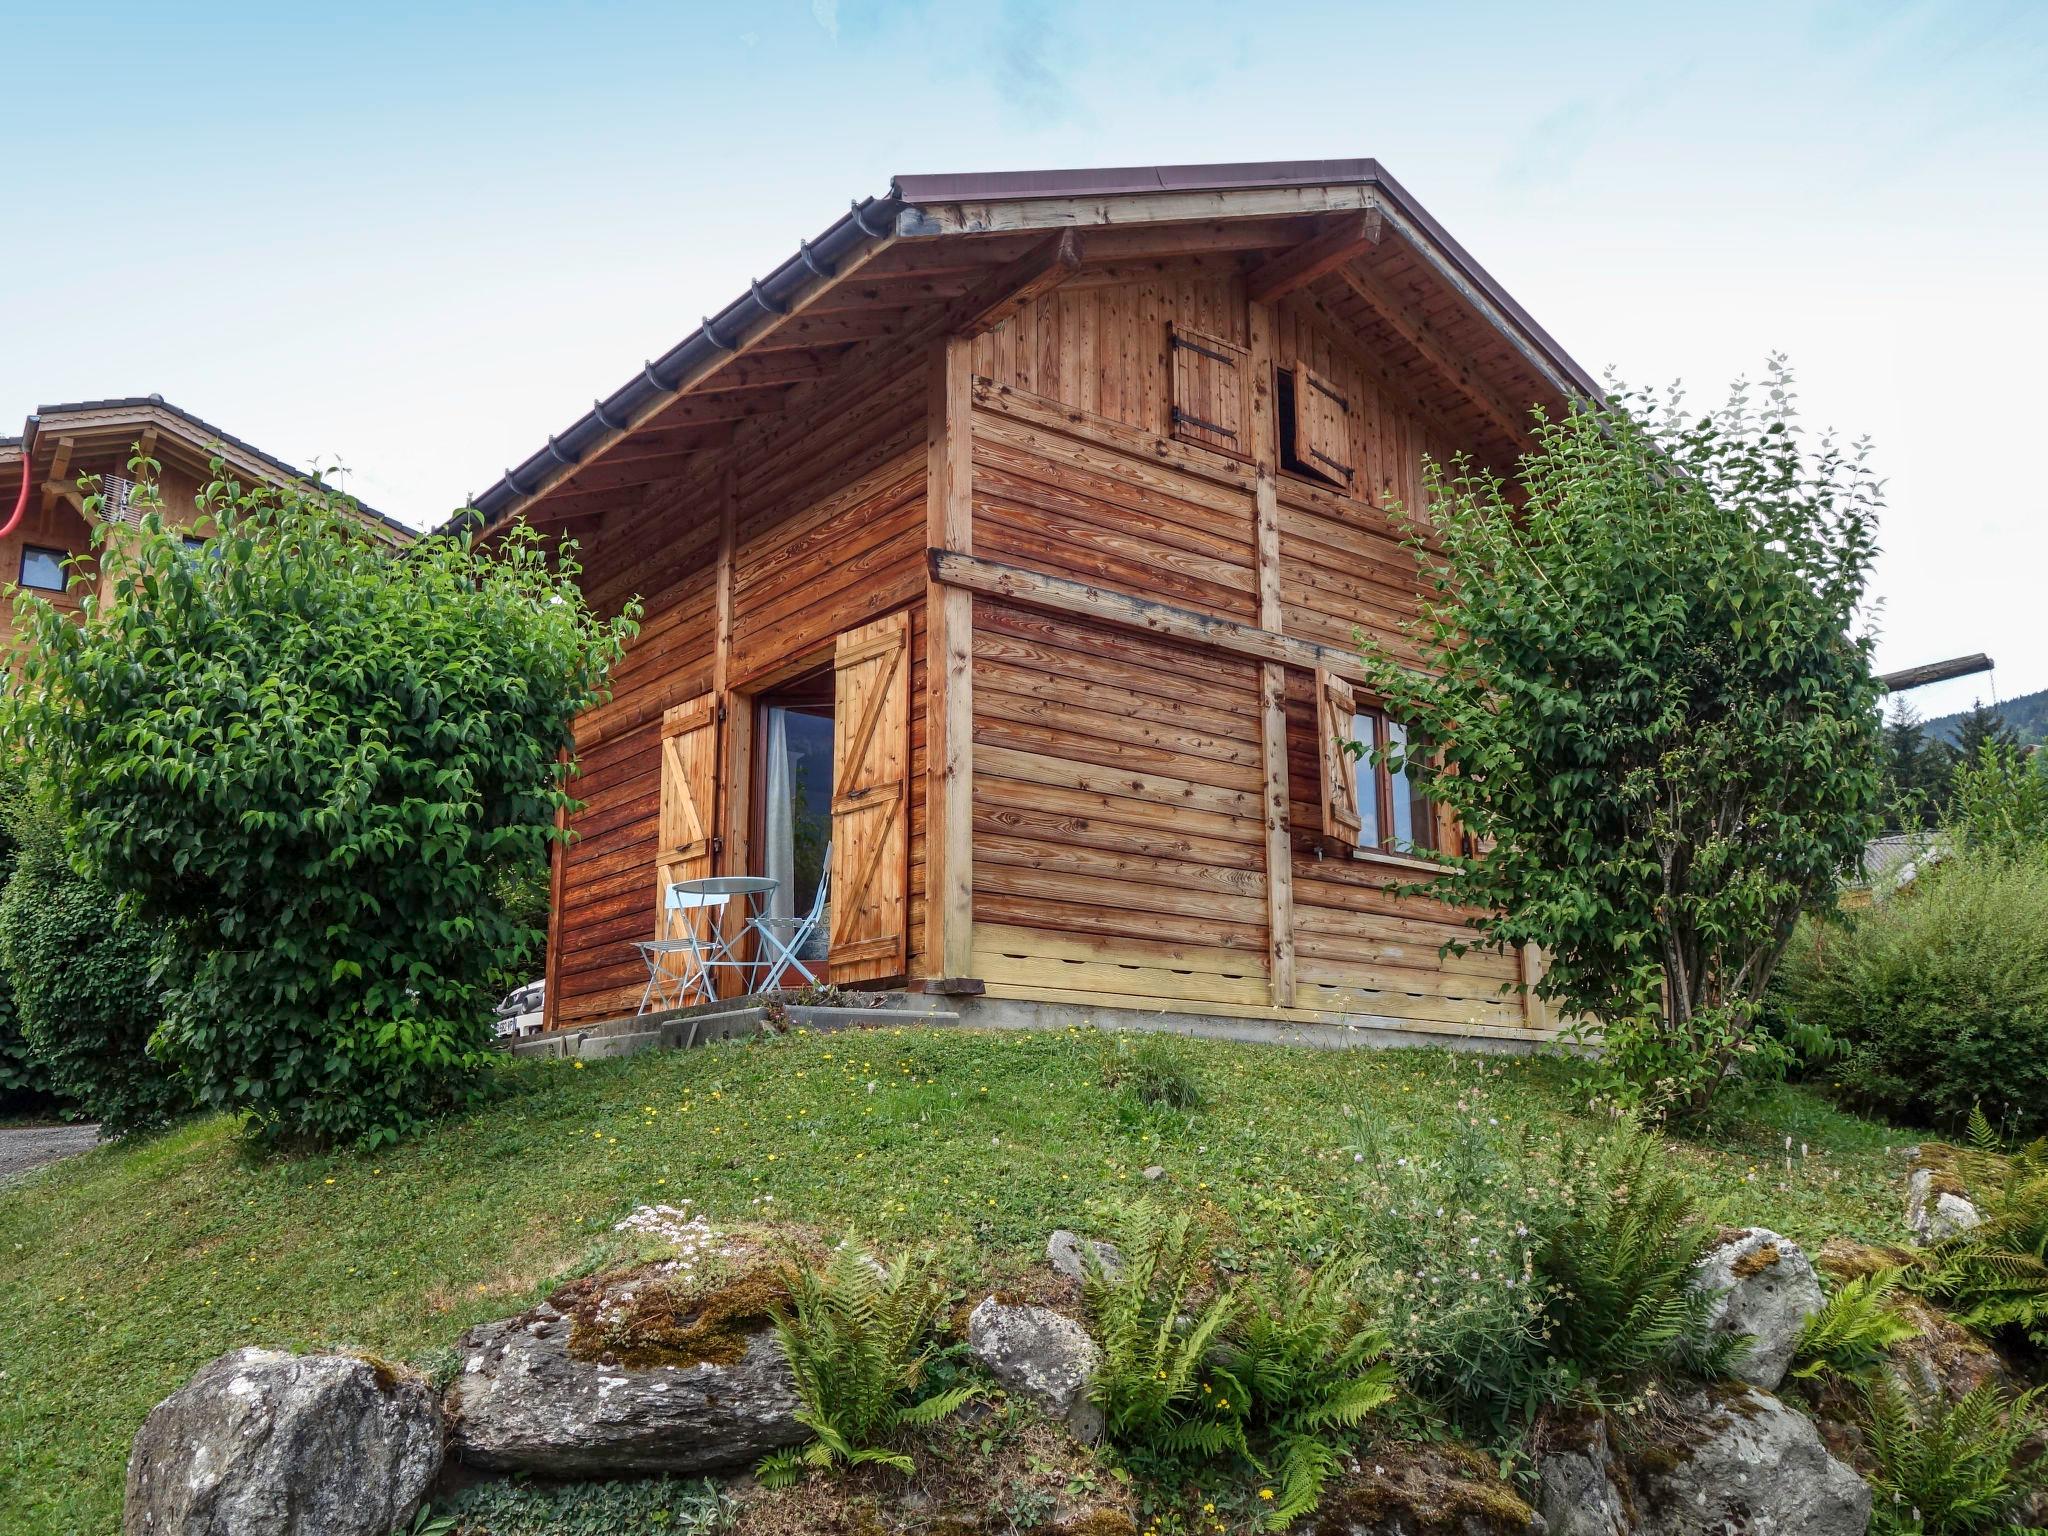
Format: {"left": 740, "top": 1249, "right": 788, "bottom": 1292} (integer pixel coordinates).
{"left": 1315, "top": 667, "right": 1363, "bottom": 849}
{"left": 830, "top": 610, "right": 911, "bottom": 983}
{"left": 1292, "top": 366, "right": 1355, "bottom": 484}
{"left": 1169, "top": 324, "right": 1250, "bottom": 459}
{"left": 656, "top": 694, "right": 720, "bottom": 922}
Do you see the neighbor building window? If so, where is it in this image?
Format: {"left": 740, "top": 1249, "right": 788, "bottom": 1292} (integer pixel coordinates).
{"left": 17, "top": 545, "right": 67, "bottom": 592}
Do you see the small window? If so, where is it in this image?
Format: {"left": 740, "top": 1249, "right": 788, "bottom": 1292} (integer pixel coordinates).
{"left": 17, "top": 545, "right": 67, "bottom": 592}
{"left": 1168, "top": 324, "right": 1250, "bottom": 459}
{"left": 1278, "top": 366, "right": 1355, "bottom": 487}
{"left": 1316, "top": 665, "right": 1437, "bottom": 857}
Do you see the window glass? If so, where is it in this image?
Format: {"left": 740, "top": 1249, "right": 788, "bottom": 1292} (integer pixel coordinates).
{"left": 1385, "top": 719, "right": 1437, "bottom": 853}
{"left": 756, "top": 680, "right": 835, "bottom": 962}
{"left": 18, "top": 546, "right": 66, "bottom": 591}
{"left": 1349, "top": 711, "right": 1381, "bottom": 848}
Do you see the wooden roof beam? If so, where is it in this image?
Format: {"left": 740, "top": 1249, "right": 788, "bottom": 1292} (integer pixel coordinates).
{"left": 40, "top": 436, "right": 75, "bottom": 514}
{"left": 1245, "top": 210, "right": 1384, "bottom": 304}
{"left": 1336, "top": 263, "right": 1534, "bottom": 446}
{"left": 945, "top": 230, "right": 1083, "bottom": 338}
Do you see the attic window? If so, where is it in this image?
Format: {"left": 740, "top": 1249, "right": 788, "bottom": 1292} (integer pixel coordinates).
{"left": 1168, "top": 324, "right": 1250, "bottom": 460}
{"left": 1277, "top": 367, "right": 1355, "bottom": 488}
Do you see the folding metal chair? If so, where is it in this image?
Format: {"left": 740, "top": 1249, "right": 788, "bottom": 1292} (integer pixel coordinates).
{"left": 753, "top": 844, "right": 830, "bottom": 993}
{"left": 633, "top": 884, "right": 726, "bottom": 1014}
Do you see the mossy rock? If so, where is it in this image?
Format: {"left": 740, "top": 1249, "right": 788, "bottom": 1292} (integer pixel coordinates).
{"left": 553, "top": 1260, "right": 793, "bottom": 1370}
{"left": 1313, "top": 1440, "right": 1537, "bottom": 1534}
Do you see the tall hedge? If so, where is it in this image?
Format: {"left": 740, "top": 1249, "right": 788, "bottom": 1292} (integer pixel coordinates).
{"left": 0, "top": 796, "right": 185, "bottom": 1134}
{"left": 3, "top": 459, "right": 635, "bottom": 1147}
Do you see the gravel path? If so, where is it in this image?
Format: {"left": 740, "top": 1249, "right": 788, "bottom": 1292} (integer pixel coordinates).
{"left": 0, "top": 1124, "right": 101, "bottom": 1186}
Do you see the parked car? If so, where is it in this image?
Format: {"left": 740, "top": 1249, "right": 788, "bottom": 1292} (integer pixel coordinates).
{"left": 493, "top": 979, "right": 545, "bottom": 1038}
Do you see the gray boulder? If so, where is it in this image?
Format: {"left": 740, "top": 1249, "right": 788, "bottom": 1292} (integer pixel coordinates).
{"left": 1538, "top": 1387, "right": 1870, "bottom": 1536}
{"left": 1692, "top": 1227, "right": 1823, "bottom": 1389}
{"left": 1906, "top": 1166, "right": 1981, "bottom": 1245}
{"left": 966, "top": 1297, "right": 1103, "bottom": 1442}
{"left": 1046, "top": 1229, "right": 1124, "bottom": 1284}
{"left": 124, "top": 1347, "right": 442, "bottom": 1536}
{"left": 447, "top": 1300, "right": 804, "bottom": 1475}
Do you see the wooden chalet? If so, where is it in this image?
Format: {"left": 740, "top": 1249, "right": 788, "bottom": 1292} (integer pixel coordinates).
{"left": 0, "top": 394, "right": 413, "bottom": 650}
{"left": 462, "top": 161, "right": 1600, "bottom": 1047}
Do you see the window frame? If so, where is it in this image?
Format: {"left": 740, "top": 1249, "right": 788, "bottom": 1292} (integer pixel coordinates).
{"left": 1343, "top": 700, "right": 1440, "bottom": 861}
{"left": 16, "top": 544, "right": 69, "bottom": 593}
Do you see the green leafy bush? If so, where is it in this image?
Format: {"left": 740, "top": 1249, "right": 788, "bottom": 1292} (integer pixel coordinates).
{"left": 757, "top": 1240, "right": 976, "bottom": 1487}
{"left": 1861, "top": 1377, "right": 2047, "bottom": 1535}
{"left": 1777, "top": 854, "right": 2048, "bottom": 1136}
{"left": 0, "top": 780, "right": 55, "bottom": 1116}
{"left": 1357, "top": 360, "right": 1884, "bottom": 1122}
{"left": 2, "top": 458, "right": 634, "bottom": 1147}
{"left": 1790, "top": 1267, "right": 1918, "bottom": 1380}
{"left": 0, "top": 794, "right": 186, "bottom": 1135}
{"left": 1947, "top": 741, "right": 2048, "bottom": 862}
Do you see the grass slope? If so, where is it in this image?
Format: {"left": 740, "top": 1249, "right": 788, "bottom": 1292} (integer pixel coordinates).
{"left": 0, "top": 1025, "right": 1910, "bottom": 1533}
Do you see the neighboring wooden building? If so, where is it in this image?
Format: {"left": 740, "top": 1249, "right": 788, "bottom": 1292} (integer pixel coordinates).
{"left": 461, "top": 161, "right": 1599, "bottom": 1046}
{"left": 0, "top": 395, "right": 413, "bottom": 649}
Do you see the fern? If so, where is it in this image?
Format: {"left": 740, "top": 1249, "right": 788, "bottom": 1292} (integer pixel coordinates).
{"left": 1212, "top": 1259, "right": 1398, "bottom": 1529}
{"left": 1915, "top": 1120, "right": 2048, "bottom": 1351}
{"left": 756, "top": 1240, "right": 975, "bottom": 1488}
{"left": 1537, "top": 1134, "right": 1742, "bottom": 1402}
{"left": 1080, "top": 1201, "right": 1242, "bottom": 1462}
{"left": 1791, "top": 1267, "right": 1920, "bottom": 1380}
{"left": 1862, "top": 1376, "right": 2047, "bottom": 1534}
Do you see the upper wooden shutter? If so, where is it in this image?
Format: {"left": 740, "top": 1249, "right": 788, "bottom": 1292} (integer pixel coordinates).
{"left": 656, "top": 694, "right": 721, "bottom": 922}
{"left": 830, "top": 609, "right": 911, "bottom": 983}
{"left": 1292, "top": 366, "right": 1355, "bottom": 485}
{"left": 1315, "top": 667, "right": 1363, "bottom": 849}
{"left": 1169, "top": 324, "right": 1250, "bottom": 459}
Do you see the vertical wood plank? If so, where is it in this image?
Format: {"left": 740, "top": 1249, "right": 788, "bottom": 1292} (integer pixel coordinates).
{"left": 925, "top": 335, "right": 976, "bottom": 981}
{"left": 542, "top": 744, "right": 569, "bottom": 1031}
{"left": 1247, "top": 297, "right": 1295, "bottom": 1005}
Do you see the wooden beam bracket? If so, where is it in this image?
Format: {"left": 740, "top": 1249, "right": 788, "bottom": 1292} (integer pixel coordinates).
{"left": 1245, "top": 208, "right": 1384, "bottom": 304}
{"left": 945, "top": 230, "right": 1083, "bottom": 338}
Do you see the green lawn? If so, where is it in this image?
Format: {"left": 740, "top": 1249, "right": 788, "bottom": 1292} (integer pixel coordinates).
{"left": 0, "top": 1025, "right": 1915, "bottom": 1534}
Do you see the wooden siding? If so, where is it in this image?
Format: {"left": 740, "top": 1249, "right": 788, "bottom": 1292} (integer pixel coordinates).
{"left": 548, "top": 352, "right": 931, "bottom": 1031}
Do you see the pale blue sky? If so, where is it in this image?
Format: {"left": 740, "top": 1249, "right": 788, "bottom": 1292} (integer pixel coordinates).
{"left": 4, "top": 0, "right": 2043, "bottom": 714}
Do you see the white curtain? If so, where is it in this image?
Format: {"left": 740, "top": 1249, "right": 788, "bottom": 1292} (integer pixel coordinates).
{"left": 762, "top": 705, "right": 796, "bottom": 928}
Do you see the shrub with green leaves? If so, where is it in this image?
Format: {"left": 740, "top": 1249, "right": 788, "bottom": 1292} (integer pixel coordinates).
{"left": 0, "top": 791, "right": 186, "bottom": 1135}
{"left": 1861, "top": 1377, "right": 2047, "bottom": 1535}
{"left": 0, "top": 777, "right": 54, "bottom": 1116}
{"left": 1947, "top": 740, "right": 2048, "bottom": 862}
{"left": 1777, "top": 853, "right": 2048, "bottom": 1136}
{"left": 1098, "top": 1032, "right": 1205, "bottom": 1111}
{"left": 1, "top": 456, "right": 635, "bottom": 1147}
{"left": 1357, "top": 361, "right": 1885, "bottom": 1122}
{"left": 1790, "top": 1267, "right": 1918, "bottom": 1380}
{"left": 757, "top": 1240, "right": 976, "bottom": 1487}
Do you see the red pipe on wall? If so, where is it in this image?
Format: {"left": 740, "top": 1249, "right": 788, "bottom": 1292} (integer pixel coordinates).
{"left": 0, "top": 444, "right": 27, "bottom": 541}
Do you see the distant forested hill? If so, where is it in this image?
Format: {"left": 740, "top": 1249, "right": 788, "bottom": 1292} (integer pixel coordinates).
{"left": 1925, "top": 687, "right": 2048, "bottom": 748}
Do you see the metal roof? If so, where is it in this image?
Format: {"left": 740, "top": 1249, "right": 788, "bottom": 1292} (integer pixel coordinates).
{"left": 10, "top": 394, "right": 415, "bottom": 540}
{"left": 456, "top": 159, "right": 1602, "bottom": 536}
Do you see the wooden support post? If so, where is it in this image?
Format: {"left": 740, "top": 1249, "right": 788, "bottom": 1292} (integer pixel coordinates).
{"left": 944, "top": 230, "right": 1083, "bottom": 339}
{"left": 1247, "top": 297, "right": 1295, "bottom": 1006}
{"left": 712, "top": 466, "right": 752, "bottom": 944}
{"left": 925, "top": 335, "right": 977, "bottom": 985}
{"left": 1519, "top": 942, "right": 1547, "bottom": 1031}
{"left": 542, "top": 744, "right": 570, "bottom": 1032}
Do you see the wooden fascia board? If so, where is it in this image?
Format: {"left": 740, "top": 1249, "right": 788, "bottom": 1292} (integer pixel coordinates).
{"left": 896, "top": 183, "right": 1385, "bottom": 237}
{"left": 484, "top": 232, "right": 902, "bottom": 529}
{"left": 945, "top": 230, "right": 1082, "bottom": 338}
{"left": 1335, "top": 263, "right": 1534, "bottom": 446}
{"left": 1245, "top": 210, "right": 1384, "bottom": 304}
{"left": 928, "top": 548, "right": 1401, "bottom": 691}
{"left": 1371, "top": 201, "right": 1583, "bottom": 406}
